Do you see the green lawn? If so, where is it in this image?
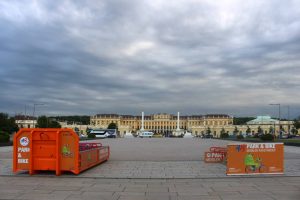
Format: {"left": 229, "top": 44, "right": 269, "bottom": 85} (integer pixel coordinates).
{"left": 275, "top": 139, "right": 300, "bottom": 144}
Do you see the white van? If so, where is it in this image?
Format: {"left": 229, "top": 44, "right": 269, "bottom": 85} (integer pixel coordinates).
{"left": 139, "top": 131, "right": 154, "bottom": 138}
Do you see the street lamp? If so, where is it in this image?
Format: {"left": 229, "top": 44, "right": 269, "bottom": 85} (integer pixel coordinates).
{"left": 269, "top": 103, "right": 281, "bottom": 136}
{"left": 286, "top": 105, "right": 290, "bottom": 134}
{"left": 32, "top": 103, "right": 45, "bottom": 127}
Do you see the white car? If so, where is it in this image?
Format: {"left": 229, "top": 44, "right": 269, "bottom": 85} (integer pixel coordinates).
{"left": 139, "top": 131, "right": 154, "bottom": 138}
{"left": 281, "top": 134, "right": 289, "bottom": 139}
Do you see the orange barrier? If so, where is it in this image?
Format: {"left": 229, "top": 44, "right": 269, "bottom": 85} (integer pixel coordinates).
{"left": 204, "top": 146, "right": 227, "bottom": 163}
{"left": 226, "top": 143, "right": 284, "bottom": 175}
{"left": 13, "top": 128, "right": 109, "bottom": 176}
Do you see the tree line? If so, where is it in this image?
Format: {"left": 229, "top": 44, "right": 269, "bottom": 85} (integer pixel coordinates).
{"left": 49, "top": 116, "right": 90, "bottom": 125}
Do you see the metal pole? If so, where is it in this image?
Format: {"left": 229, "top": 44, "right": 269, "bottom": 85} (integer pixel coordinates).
{"left": 279, "top": 104, "right": 281, "bottom": 137}
{"left": 177, "top": 112, "right": 180, "bottom": 131}
{"left": 32, "top": 103, "right": 45, "bottom": 128}
{"left": 141, "top": 112, "right": 144, "bottom": 131}
{"left": 32, "top": 104, "right": 36, "bottom": 128}
{"left": 269, "top": 103, "right": 281, "bottom": 137}
{"left": 287, "top": 105, "right": 290, "bottom": 134}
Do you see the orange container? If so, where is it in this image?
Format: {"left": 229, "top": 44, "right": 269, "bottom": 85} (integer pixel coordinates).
{"left": 13, "top": 128, "right": 109, "bottom": 176}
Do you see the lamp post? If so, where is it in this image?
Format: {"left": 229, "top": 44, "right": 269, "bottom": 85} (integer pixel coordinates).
{"left": 32, "top": 103, "right": 45, "bottom": 128}
{"left": 269, "top": 103, "right": 281, "bottom": 137}
{"left": 286, "top": 105, "right": 290, "bottom": 134}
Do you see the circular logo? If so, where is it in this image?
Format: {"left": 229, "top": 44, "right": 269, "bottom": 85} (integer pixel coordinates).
{"left": 20, "top": 137, "right": 29, "bottom": 146}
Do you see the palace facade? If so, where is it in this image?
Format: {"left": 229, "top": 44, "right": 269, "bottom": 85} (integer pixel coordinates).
{"left": 90, "top": 113, "right": 295, "bottom": 137}
{"left": 90, "top": 113, "right": 233, "bottom": 136}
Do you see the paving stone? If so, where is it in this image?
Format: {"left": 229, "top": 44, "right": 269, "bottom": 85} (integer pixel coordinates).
{"left": 1, "top": 140, "right": 300, "bottom": 199}
{"left": 175, "top": 195, "right": 221, "bottom": 200}
{"left": 50, "top": 190, "right": 83, "bottom": 195}
{"left": 211, "top": 186, "right": 258, "bottom": 192}
{"left": 0, "top": 193, "right": 22, "bottom": 199}
{"left": 146, "top": 186, "right": 169, "bottom": 192}
{"left": 257, "top": 185, "right": 299, "bottom": 192}
{"left": 116, "top": 191, "right": 146, "bottom": 196}
{"left": 118, "top": 195, "right": 146, "bottom": 200}
{"left": 66, "top": 193, "right": 119, "bottom": 200}
{"left": 82, "top": 184, "right": 124, "bottom": 192}
{"left": 217, "top": 193, "right": 275, "bottom": 200}
{"left": 35, "top": 185, "right": 82, "bottom": 191}
{"left": 269, "top": 192, "right": 300, "bottom": 200}
{"left": 15, "top": 193, "right": 71, "bottom": 200}
{"left": 123, "top": 186, "right": 147, "bottom": 192}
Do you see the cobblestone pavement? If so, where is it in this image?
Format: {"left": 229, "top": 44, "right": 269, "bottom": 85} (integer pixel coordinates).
{"left": 1, "top": 138, "right": 299, "bottom": 199}
{"left": 1, "top": 139, "right": 299, "bottom": 178}
{"left": 0, "top": 176, "right": 299, "bottom": 200}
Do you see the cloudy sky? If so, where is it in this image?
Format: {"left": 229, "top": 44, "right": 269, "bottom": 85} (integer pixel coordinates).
{"left": 1, "top": 0, "right": 300, "bottom": 118}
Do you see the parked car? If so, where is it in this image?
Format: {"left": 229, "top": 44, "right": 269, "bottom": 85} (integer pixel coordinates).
{"left": 75, "top": 131, "right": 86, "bottom": 138}
{"left": 139, "top": 131, "right": 154, "bottom": 138}
{"left": 280, "top": 134, "right": 288, "bottom": 139}
{"left": 203, "top": 134, "right": 213, "bottom": 139}
{"left": 106, "top": 130, "right": 117, "bottom": 138}
{"left": 288, "top": 134, "right": 297, "bottom": 139}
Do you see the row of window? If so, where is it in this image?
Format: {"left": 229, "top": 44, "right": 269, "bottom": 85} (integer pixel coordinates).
{"left": 93, "top": 120, "right": 230, "bottom": 126}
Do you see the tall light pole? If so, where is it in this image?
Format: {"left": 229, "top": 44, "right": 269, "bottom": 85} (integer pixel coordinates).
{"left": 32, "top": 103, "right": 45, "bottom": 127}
{"left": 286, "top": 105, "right": 290, "bottom": 134}
{"left": 269, "top": 103, "right": 281, "bottom": 136}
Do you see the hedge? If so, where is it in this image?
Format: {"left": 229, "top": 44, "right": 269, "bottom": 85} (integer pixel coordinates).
{"left": 0, "top": 131, "right": 10, "bottom": 143}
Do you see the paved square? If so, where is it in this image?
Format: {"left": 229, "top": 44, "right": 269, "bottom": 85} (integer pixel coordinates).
{"left": 1, "top": 138, "right": 299, "bottom": 199}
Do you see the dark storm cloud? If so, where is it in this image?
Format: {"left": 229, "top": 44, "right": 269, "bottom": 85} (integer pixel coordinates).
{"left": 1, "top": 0, "right": 300, "bottom": 118}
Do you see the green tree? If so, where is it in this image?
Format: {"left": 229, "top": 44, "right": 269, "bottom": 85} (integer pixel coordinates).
{"left": 236, "top": 134, "right": 244, "bottom": 140}
{"left": 291, "top": 127, "right": 298, "bottom": 135}
{"left": 0, "top": 113, "right": 19, "bottom": 134}
{"left": 37, "top": 116, "right": 61, "bottom": 128}
{"left": 0, "top": 130, "right": 10, "bottom": 142}
{"left": 233, "top": 126, "right": 239, "bottom": 136}
{"left": 37, "top": 116, "right": 48, "bottom": 128}
{"left": 86, "top": 127, "right": 92, "bottom": 134}
{"left": 220, "top": 128, "right": 226, "bottom": 135}
{"left": 246, "top": 126, "right": 251, "bottom": 136}
{"left": 220, "top": 128, "right": 229, "bottom": 138}
{"left": 233, "top": 117, "right": 255, "bottom": 125}
{"left": 257, "top": 126, "right": 263, "bottom": 134}
{"left": 269, "top": 126, "right": 274, "bottom": 134}
{"left": 293, "top": 119, "right": 300, "bottom": 129}
{"left": 49, "top": 121, "right": 61, "bottom": 128}
{"left": 107, "top": 122, "right": 118, "bottom": 130}
{"left": 206, "top": 127, "right": 211, "bottom": 135}
{"left": 51, "top": 116, "right": 90, "bottom": 125}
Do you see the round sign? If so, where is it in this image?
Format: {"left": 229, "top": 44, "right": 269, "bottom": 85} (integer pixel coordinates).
{"left": 20, "top": 137, "right": 29, "bottom": 146}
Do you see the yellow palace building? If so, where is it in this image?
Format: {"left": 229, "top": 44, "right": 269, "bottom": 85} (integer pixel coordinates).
{"left": 90, "top": 113, "right": 295, "bottom": 137}
{"left": 90, "top": 113, "right": 233, "bottom": 137}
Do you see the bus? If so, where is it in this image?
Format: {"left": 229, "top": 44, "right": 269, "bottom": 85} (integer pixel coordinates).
{"left": 89, "top": 129, "right": 117, "bottom": 138}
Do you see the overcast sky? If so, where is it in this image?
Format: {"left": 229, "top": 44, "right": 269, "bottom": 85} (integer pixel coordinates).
{"left": 1, "top": 0, "right": 300, "bottom": 118}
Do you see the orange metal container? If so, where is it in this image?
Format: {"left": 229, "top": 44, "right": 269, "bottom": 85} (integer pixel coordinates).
{"left": 13, "top": 128, "right": 109, "bottom": 176}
